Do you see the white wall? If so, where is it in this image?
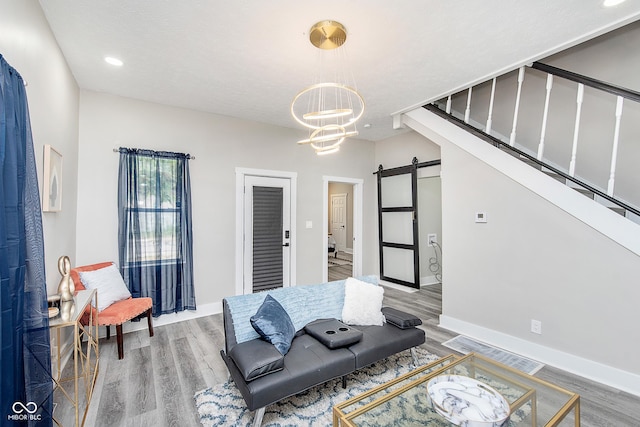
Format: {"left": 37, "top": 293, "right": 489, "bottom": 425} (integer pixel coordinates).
{"left": 403, "top": 105, "right": 640, "bottom": 394}
{"left": 418, "top": 176, "right": 442, "bottom": 283}
{"left": 0, "top": 0, "right": 80, "bottom": 295}
{"left": 76, "top": 90, "right": 378, "bottom": 316}
{"left": 375, "top": 131, "right": 441, "bottom": 170}
{"left": 439, "top": 139, "right": 640, "bottom": 376}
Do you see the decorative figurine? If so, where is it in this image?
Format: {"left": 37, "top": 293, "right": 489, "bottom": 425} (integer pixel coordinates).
{"left": 57, "top": 255, "right": 74, "bottom": 301}
{"left": 60, "top": 300, "right": 75, "bottom": 322}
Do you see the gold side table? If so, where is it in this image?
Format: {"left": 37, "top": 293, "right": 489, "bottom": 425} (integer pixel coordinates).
{"left": 49, "top": 289, "right": 99, "bottom": 426}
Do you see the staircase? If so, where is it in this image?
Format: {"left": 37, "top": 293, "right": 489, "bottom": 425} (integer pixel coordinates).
{"left": 425, "top": 62, "right": 640, "bottom": 225}
{"left": 399, "top": 61, "right": 640, "bottom": 257}
{"left": 396, "top": 59, "right": 640, "bottom": 396}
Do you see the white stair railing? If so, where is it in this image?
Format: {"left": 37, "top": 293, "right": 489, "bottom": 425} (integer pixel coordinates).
{"left": 428, "top": 61, "right": 640, "bottom": 221}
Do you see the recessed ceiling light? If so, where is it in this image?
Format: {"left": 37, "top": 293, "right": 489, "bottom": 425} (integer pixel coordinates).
{"left": 603, "top": 0, "right": 626, "bottom": 7}
{"left": 104, "top": 56, "right": 123, "bottom": 66}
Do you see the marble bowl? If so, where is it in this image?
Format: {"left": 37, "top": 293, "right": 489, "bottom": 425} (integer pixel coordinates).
{"left": 426, "top": 374, "right": 510, "bottom": 427}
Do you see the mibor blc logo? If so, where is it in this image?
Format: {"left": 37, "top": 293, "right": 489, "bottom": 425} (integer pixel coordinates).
{"left": 8, "top": 401, "right": 42, "bottom": 422}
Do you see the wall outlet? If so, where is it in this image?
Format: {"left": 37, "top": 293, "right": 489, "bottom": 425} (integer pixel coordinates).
{"left": 427, "top": 233, "right": 437, "bottom": 245}
{"left": 531, "top": 319, "right": 542, "bottom": 335}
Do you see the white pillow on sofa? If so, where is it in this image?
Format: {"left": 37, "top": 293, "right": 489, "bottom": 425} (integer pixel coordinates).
{"left": 79, "top": 264, "right": 132, "bottom": 312}
{"left": 341, "top": 277, "right": 385, "bottom": 326}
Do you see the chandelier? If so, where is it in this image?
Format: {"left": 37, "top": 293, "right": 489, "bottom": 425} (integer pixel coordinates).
{"left": 291, "top": 20, "right": 365, "bottom": 155}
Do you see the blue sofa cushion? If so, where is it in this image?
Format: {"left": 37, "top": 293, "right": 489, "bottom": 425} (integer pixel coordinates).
{"left": 250, "top": 295, "right": 296, "bottom": 355}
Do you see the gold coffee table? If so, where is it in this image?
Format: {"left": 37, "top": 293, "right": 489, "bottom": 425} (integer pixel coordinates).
{"left": 334, "top": 352, "right": 580, "bottom": 426}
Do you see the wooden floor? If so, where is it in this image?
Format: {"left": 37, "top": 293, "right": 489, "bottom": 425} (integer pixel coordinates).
{"left": 62, "top": 283, "right": 640, "bottom": 427}
{"left": 327, "top": 253, "right": 352, "bottom": 282}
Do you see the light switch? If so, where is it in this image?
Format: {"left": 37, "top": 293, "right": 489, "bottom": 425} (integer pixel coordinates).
{"left": 305, "top": 221, "right": 313, "bottom": 229}
{"left": 475, "top": 212, "right": 487, "bottom": 223}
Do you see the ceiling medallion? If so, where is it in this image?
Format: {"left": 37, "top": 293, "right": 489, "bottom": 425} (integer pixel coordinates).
{"left": 291, "top": 20, "right": 365, "bottom": 155}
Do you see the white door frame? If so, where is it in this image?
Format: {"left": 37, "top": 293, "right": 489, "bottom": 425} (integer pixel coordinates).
{"left": 236, "top": 168, "right": 297, "bottom": 296}
{"left": 323, "top": 176, "right": 363, "bottom": 283}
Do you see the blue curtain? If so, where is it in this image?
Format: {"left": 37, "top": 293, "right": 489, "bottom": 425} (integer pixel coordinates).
{"left": 0, "top": 56, "right": 52, "bottom": 425}
{"left": 117, "top": 148, "right": 195, "bottom": 316}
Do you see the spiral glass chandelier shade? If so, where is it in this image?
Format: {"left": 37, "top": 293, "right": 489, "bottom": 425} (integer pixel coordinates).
{"left": 291, "top": 20, "right": 365, "bottom": 155}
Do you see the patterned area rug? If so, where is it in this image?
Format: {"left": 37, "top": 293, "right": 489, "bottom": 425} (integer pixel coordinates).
{"left": 328, "top": 257, "right": 351, "bottom": 266}
{"left": 328, "top": 254, "right": 352, "bottom": 266}
{"left": 194, "top": 348, "right": 439, "bottom": 427}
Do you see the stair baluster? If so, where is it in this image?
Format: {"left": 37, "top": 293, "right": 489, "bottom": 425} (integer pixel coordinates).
{"left": 509, "top": 66, "right": 526, "bottom": 146}
{"left": 537, "top": 74, "right": 554, "bottom": 161}
{"left": 464, "top": 87, "right": 472, "bottom": 124}
{"left": 569, "top": 83, "right": 584, "bottom": 177}
{"left": 485, "top": 77, "right": 497, "bottom": 135}
{"left": 607, "top": 96, "right": 624, "bottom": 196}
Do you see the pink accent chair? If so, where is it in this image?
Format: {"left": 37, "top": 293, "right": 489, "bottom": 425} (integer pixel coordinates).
{"left": 70, "top": 262, "right": 154, "bottom": 359}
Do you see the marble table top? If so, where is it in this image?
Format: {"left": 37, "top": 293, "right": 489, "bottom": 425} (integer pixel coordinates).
{"left": 426, "top": 374, "right": 510, "bottom": 426}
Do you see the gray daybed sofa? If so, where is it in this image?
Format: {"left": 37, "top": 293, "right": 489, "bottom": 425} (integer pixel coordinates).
{"left": 219, "top": 276, "right": 425, "bottom": 426}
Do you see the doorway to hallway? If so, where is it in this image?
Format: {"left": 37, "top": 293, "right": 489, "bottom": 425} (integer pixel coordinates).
{"left": 323, "top": 176, "right": 363, "bottom": 283}
{"left": 328, "top": 189, "right": 352, "bottom": 281}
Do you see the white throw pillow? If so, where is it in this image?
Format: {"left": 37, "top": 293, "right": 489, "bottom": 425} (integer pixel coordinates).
{"left": 341, "top": 277, "right": 385, "bottom": 326}
{"left": 79, "top": 264, "right": 132, "bottom": 312}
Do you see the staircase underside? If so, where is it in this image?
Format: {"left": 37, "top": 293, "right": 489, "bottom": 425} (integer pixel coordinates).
{"left": 401, "top": 106, "right": 640, "bottom": 257}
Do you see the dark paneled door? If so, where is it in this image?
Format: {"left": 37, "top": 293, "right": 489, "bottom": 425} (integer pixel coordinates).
{"left": 376, "top": 158, "right": 421, "bottom": 289}
{"left": 244, "top": 176, "right": 291, "bottom": 293}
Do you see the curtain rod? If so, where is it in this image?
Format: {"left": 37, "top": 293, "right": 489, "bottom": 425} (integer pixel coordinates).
{"left": 112, "top": 148, "right": 195, "bottom": 160}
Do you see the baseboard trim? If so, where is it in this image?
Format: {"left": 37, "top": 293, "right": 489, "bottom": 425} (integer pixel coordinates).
{"left": 379, "top": 280, "right": 419, "bottom": 293}
{"left": 439, "top": 315, "right": 640, "bottom": 397}
{"left": 420, "top": 275, "right": 441, "bottom": 286}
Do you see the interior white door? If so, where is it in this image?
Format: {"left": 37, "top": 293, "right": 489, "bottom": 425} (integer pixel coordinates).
{"left": 330, "top": 193, "right": 347, "bottom": 252}
{"left": 244, "top": 176, "right": 291, "bottom": 294}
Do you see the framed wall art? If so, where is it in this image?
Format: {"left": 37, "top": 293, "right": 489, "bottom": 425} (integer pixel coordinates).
{"left": 43, "top": 144, "right": 62, "bottom": 212}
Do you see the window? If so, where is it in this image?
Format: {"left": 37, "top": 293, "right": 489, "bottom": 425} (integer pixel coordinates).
{"left": 123, "top": 155, "right": 182, "bottom": 263}
{"left": 117, "top": 148, "right": 195, "bottom": 315}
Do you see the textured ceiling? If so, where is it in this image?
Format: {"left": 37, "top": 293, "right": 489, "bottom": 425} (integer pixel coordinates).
{"left": 39, "top": 0, "right": 640, "bottom": 141}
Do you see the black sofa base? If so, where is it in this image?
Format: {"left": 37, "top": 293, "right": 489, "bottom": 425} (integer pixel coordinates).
{"left": 220, "top": 319, "right": 425, "bottom": 425}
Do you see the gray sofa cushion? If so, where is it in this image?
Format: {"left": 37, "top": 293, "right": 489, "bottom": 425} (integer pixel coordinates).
{"left": 348, "top": 324, "right": 425, "bottom": 369}
{"left": 229, "top": 339, "right": 284, "bottom": 382}
{"left": 304, "top": 319, "right": 363, "bottom": 349}
{"left": 225, "top": 334, "right": 356, "bottom": 411}
{"left": 382, "top": 307, "right": 422, "bottom": 329}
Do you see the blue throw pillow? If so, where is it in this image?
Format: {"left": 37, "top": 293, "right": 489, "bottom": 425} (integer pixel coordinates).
{"left": 250, "top": 294, "right": 296, "bottom": 355}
